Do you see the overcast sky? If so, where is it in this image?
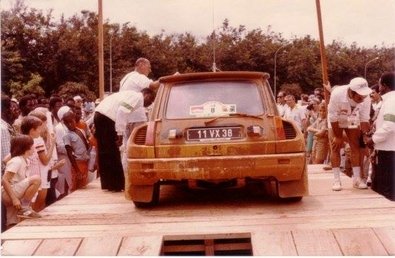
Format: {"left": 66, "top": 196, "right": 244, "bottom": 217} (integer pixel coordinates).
{"left": 2, "top": 0, "right": 395, "bottom": 48}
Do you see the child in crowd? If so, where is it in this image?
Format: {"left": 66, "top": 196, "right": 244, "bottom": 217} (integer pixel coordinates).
{"left": 62, "top": 111, "right": 91, "bottom": 190}
{"left": 75, "top": 105, "right": 97, "bottom": 177}
{"left": 20, "top": 115, "right": 56, "bottom": 212}
{"left": 74, "top": 106, "right": 89, "bottom": 135}
{"left": 1, "top": 135, "right": 41, "bottom": 228}
{"left": 307, "top": 103, "right": 329, "bottom": 164}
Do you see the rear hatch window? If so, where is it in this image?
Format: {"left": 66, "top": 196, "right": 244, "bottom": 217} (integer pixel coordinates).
{"left": 165, "top": 81, "right": 264, "bottom": 119}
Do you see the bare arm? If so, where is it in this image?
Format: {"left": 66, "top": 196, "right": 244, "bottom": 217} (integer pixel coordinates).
{"left": 38, "top": 134, "right": 55, "bottom": 165}
{"left": 2, "top": 172, "right": 21, "bottom": 210}
{"left": 149, "top": 80, "right": 160, "bottom": 90}
{"left": 65, "top": 145, "right": 80, "bottom": 174}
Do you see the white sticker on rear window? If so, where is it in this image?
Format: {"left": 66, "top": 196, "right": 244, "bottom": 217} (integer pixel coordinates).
{"left": 189, "top": 101, "right": 236, "bottom": 117}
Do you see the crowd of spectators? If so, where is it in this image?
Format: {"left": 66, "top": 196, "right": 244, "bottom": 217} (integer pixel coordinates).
{"left": 1, "top": 57, "right": 158, "bottom": 231}
{"left": 277, "top": 87, "right": 327, "bottom": 164}
{"left": 1, "top": 92, "right": 97, "bottom": 231}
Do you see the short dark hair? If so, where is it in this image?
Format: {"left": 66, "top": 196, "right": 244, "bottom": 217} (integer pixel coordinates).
{"left": 20, "top": 116, "right": 43, "bottom": 135}
{"left": 18, "top": 94, "right": 33, "bottom": 109}
{"left": 10, "top": 135, "right": 34, "bottom": 157}
{"left": 49, "top": 96, "right": 63, "bottom": 110}
{"left": 285, "top": 94, "right": 295, "bottom": 101}
{"left": 380, "top": 72, "right": 395, "bottom": 91}
{"left": 1, "top": 94, "right": 11, "bottom": 113}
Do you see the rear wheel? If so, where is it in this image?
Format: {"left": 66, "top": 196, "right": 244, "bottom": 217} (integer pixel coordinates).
{"left": 133, "top": 183, "right": 160, "bottom": 208}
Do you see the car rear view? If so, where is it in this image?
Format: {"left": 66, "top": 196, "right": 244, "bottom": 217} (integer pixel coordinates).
{"left": 126, "top": 72, "right": 308, "bottom": 207}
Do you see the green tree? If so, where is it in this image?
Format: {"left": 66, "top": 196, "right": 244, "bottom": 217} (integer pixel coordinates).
{"left": 2, "top": 1, "right": 394, "bottom": 100}
{"left": 279, "top": 83, "right": 303, "bottom": 99}
{"left": 56, "top": 81, "right": 96, "bottom": 101}
{"left": 9, "top": 73, "right": 45, "bottom": 99}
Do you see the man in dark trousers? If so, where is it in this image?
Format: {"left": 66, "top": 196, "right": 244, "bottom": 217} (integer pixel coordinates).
{"left": 93, "top": 88, "right": 155, "bottom": 192}
{"left": 364, "top": 71, "right": 395, "bottom": 201}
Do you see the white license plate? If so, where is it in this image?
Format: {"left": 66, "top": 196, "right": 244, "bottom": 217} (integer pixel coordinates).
{"left": 187, "top": 127, "right": 242, "bottom": 141}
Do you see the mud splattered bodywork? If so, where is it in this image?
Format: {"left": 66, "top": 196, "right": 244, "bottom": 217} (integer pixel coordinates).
{"left": 125, "top": 72, "right": 308, "bottom": 207}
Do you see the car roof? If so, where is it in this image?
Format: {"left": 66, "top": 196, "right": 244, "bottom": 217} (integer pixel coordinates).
{"left": 159, "top": 71, "right": 270, "bottom": 84}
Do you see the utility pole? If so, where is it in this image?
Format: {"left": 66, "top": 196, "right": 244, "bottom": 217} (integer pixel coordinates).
{"left": 364, "top": 57, "right": 379, "bottom": 80}
{"left": 98, "top": 0, "right": 105, "bottom": 100}
{"left": 109, "top": 33, "right": 113, "bottom": 93}
{"left": 273, "top": 45, "right": 287, "bottom": 98}
{"left": 315, "top": 0, "right": 330, "bottom": 105}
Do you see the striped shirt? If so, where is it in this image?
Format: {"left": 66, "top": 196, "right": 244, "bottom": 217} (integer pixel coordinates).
{"left": 27, "top": 137, "right": 46, "bottom": 177}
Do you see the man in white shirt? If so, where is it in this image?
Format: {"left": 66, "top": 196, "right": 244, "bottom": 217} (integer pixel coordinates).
{"left": 276, "top": 91, "right": 287, "bottom": 117}
{"left": 327, "top": 77, "right": 372, "bottom": 191}
{"left": 119, "top": 58, "right": 160, "bottom": 172}
{"left": 119, "top": 58, "right": 160, "bottom": 92}
{"left": 283, "top": 94, "right": 306, "bottom": 131}
{"left": 364, "top": 72, "right": 395, "bottom": 200}
{"left": 93, "top": 88, "right": 156, "bottom": 192}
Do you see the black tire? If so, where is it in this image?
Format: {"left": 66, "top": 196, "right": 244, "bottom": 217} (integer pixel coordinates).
{"left": 133, "top": 183, "right": 160, "bottom": 208}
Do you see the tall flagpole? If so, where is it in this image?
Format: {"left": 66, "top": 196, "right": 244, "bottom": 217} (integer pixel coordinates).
{"left": 98, "top": 0, "right": 105, "bottom": 100}
{"left": 315, "top": 0, "right": 330, "bottom": 104}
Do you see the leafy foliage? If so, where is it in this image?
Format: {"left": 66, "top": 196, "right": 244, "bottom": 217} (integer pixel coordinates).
{"left": 57, "top": 81, "right": 96, "bottom": 101}
{"left": 9, "top": 73, "right": 45, "bottom": 99}
{"left": 1, "top": 0, "right": 394, "bottom": 101}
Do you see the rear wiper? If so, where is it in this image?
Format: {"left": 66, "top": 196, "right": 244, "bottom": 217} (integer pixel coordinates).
{"left": 205, "top": 113, "right": 264, "bottom": 125}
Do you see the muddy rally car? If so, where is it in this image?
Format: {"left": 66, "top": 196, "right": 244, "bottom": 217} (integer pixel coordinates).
{"left": 125, "top": 72, "right": 308, "bottom": 207}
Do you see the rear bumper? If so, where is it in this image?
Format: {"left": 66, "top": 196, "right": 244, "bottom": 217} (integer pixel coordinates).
{"left": 128, "top": 152, "right": 306, "bottom": 185}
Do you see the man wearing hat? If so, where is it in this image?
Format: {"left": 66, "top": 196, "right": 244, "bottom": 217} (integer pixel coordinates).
{"left": 54, "top": 105, "right": 73, "bottom": 198}
{"left": 327, "top": 77, "right": 372, "bottom": 191}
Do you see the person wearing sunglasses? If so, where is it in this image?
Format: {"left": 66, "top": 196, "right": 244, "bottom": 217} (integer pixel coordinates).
{"left": 276, "top": 91, "right": 287, "bottom": 117}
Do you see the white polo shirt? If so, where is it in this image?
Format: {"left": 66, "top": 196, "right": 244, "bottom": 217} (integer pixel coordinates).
{"left": 119, "top": 71, "right": 152, "bottom": 122}
{"left": 95, "top": 91, "right": 144, "bottom": 135}
{"left": 327, "top": 85, "right": 371, "bottom": 128}
{"left": 372, "top": 91, "right": 395, "bottom": 151}
{"left": 284, "top": 105, "right": 305, "bottom": 130}
{"left": 119, "top": 71, "right": 152, "bottom": 92}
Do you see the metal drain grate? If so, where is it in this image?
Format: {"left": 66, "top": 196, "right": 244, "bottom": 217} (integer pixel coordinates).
{"left": 161, "top": 233, "right": 252, "bottom": 256}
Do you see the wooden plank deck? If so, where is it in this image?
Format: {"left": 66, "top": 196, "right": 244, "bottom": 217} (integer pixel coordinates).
{"left": 1, "top": 164, "right": 395, "bottom": 256}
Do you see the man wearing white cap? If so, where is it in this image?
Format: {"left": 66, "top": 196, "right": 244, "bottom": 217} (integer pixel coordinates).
{"left": 327, "top": 77, "right": 372, "bottom": 191}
